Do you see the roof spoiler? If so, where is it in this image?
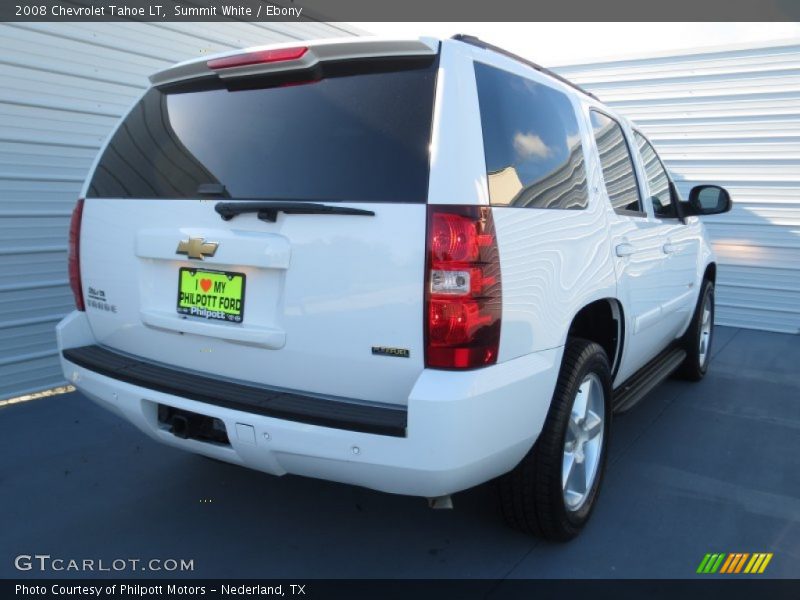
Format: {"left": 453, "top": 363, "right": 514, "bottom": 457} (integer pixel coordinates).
{"left": 452, "top": 34, "right": 599, "bottom": 101}
{"left": 150, "top": 38, "right": 438, "bottom": 87}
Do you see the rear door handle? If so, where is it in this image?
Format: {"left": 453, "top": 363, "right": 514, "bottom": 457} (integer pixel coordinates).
{"left": 615, "top": 243, "right": 635, "bottom": 257}
{"left": 662, "top": 242, "right": 677, "bottom": 254}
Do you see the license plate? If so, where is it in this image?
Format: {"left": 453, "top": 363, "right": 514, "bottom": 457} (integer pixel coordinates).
{"left": 177, "top": 268, "right": 245, "bottom": 323}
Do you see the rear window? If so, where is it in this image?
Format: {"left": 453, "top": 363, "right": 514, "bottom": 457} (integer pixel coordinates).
{"left": 88, "top": 61, "right": 438, "bottom": 203}
{"left": 474, "top": 62, "right": 588, "bottom": 209}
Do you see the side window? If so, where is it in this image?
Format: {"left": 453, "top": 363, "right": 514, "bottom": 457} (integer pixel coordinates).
{"left": 634, "top": 132, "right": 676, "bottom": 219}
{"left": 590, "top": 111, "right": 643, "bottom": 215}
{"left": 474, "top": 62, "right": 589, "bottom": 209}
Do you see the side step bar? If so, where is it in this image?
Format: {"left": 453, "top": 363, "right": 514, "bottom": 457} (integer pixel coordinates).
{"left": 613, "top": 347, "right": 687, "bottom": 413}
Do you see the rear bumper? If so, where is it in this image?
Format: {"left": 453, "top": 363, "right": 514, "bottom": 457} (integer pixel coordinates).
{"left": 62, "top": 344, "right": 407, "bottom": 437}
{"left": 57, "top": 311, "right": 561, "bottom": 497}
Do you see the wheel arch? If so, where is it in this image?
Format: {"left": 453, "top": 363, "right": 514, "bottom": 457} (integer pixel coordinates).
{"left": 566, "top": 298, "right": 625, "bottom": 380}
{"left": 704, "top": 261, "right": 717, "bottom": 284}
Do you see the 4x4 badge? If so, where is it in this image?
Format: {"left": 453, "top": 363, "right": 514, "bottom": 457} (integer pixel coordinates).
{"left": 176, "top": 237, "right": 219, "bottom": 260}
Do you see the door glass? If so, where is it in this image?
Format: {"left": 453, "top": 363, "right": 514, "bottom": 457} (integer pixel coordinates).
{"left": 634, "top": 132, "right": 676, "bottom": 219}
{"left": 590, "top": 111, "right": 643, "bottom": 215}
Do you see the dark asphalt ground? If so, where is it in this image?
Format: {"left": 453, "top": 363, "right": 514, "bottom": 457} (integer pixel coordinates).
{"left": 1, "top": 326, "right": 798, "bottom": 579}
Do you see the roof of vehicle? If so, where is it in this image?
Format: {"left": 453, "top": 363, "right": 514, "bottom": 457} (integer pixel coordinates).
{"left": 149, "top": 35, "right": 597, "bottom": 101}
{"left": 450, "top": 34, "right": 599, "bottom": 101}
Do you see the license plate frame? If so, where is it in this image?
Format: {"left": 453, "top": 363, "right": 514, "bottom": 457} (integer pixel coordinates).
{"left": 176, "top": 267, "right": 246, "bottom": 323}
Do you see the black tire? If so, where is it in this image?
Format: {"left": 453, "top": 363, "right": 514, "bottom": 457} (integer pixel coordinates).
{"left": 675, "top": 279, "right": 715, "bottom": 381}
{"left": 498, "top": 338, "right": 612, "bottom": 541}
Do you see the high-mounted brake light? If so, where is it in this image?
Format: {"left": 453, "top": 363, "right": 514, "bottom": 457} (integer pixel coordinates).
{"left": 68, "top": 199, "right": 85, "bottom": 311}
{"left": 425, "top": 205, "right": 502, "bottom": 369}
{"left": 207, "top": 46, "right": 308, "bottom": 70}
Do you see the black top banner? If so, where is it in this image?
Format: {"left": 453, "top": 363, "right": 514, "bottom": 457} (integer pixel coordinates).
{"left": 3, "top": 0, "right": 800, "bottom": 22}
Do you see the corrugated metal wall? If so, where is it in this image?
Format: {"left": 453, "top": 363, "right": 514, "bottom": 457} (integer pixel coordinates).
{"left": 555, "top": 40, "right": 800, "bottom": 334}
{"left": 0, "top": 21, "right": 360, "bottom": 400}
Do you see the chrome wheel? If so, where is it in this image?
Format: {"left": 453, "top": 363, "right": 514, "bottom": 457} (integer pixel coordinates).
{"left": 698, "top": 292, "right": 713, "bottom": 367}
{"left": 562, "top": 373, "right": 605, "bottom": 512}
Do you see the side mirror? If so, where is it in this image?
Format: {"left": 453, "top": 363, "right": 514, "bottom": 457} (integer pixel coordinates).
{"left": 686, "top": 184, "right": 732, "bottom": 216}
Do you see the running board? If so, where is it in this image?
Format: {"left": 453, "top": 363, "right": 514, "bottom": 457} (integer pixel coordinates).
{"left": 612, "top": 347, "right": 686, "bottom": 414}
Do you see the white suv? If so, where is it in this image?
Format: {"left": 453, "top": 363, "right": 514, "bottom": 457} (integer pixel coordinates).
{"left": 57, "top": 35, "right": 731, "bottom": 540}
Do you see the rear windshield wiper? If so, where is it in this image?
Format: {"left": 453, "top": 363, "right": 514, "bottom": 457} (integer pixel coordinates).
{"left": 214, "top": 201, "right": 375, "bottom": 223}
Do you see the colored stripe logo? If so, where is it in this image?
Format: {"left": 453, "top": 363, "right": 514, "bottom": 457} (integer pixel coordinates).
{"left": 697, "top": 552, "right": 773, "bottom": 574}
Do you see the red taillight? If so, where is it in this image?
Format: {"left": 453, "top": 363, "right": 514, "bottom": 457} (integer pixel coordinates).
{"left": 425, "top": 205, "right": 502, "bottom": 369}
{"left": 207, "top": 46, "right": 308, "bottom": 70}
{"left": 68, "top": 199, "right": 85, "bottom": 311}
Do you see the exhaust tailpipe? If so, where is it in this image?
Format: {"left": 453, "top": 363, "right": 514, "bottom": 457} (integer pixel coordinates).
{"left": 170, "top": 414, "right": 190, "bottom": 439}
{"left": 427, "top": 495, "right": 453, "bottom": 510}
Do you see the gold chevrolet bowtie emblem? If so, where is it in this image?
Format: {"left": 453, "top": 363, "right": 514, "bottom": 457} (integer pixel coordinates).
{"left": 176, "top": 237, "right": 218, "bottom": 260}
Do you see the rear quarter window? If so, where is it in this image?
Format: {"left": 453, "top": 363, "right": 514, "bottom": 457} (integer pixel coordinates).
{"left": 474, "top": 62, "right": 589, "bottom": 210}
{"left": 88, "top": 60, "right": 438, "bottom": 203}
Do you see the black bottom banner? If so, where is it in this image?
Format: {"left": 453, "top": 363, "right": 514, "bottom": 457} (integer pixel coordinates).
{"left": 5, "top": 579, "right": 800, "bottom": 600}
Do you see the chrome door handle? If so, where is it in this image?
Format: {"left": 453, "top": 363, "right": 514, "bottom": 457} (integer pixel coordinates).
{"left": 662, "top": 242, "right": 677, "bottom": 254}
{"left": 615, "top": 243, "right": 635, "bottom": 257}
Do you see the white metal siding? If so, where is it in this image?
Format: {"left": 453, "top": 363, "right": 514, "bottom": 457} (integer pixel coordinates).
{"left": 556, "top": 41, "right": 800, "bottom": 334}
{"left": 0, "top": 21, "right": 361, "bottom": 400}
